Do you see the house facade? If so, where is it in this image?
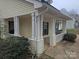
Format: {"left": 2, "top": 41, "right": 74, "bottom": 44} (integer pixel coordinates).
{"left": 61, "top": 9, "right": 79, "bottom": 29}
{"left": 66, "top": 14, "right": 79, "bottom": 29}
{"left": 0, "top": 0, "right": 71, "bottom": 56}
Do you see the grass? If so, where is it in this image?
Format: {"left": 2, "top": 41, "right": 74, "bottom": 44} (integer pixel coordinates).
{"left": 67, "top": 29, "right": 79, "bottom": 34}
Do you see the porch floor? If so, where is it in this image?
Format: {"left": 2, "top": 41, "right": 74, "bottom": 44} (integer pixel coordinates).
{"left": 39, "top": 35, "right": 79, "bottom": 59}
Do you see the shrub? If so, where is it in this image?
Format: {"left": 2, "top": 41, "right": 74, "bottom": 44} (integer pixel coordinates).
{"left": 67, "top": 29, "right": 79, "bottom": 34}
{"left": 63, "top": 33, "right": 77, "bottom": 43}
{"left": 0, "top": 36, "right": 33, "bottom": 59}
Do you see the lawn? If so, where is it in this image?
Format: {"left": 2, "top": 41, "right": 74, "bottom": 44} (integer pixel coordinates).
{"left": 67, "top": 29, "right": 79, "bottom": 34}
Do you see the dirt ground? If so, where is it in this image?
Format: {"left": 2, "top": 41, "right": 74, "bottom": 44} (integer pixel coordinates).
{"left": 39, "top": 35, "right": 79, "bottom": 59}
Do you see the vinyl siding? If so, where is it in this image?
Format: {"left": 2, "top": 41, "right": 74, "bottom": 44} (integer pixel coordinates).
{"left": 5, "top": 15, "right": 32, "bottom": 38}
{"left": 0, "top": 0, "right": 34, "bottom": 18}
{"left": 19, "top": 15, "right": 32, "bottom": 38}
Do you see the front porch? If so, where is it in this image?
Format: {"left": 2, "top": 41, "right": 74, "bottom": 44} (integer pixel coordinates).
{"left": 0, "top": 6, "right": 69, "bottom": 57}
{"left": 0, "top": 10, "right": 67, "bottom": 56}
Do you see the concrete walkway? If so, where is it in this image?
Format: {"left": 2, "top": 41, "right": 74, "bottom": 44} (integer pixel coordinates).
{"left": 40, "top": 35, "right": 79, "bottom": 59}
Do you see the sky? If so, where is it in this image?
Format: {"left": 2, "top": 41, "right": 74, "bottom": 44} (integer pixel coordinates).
{"left": 52, "top": 0, "right": 79, "bottom": 13}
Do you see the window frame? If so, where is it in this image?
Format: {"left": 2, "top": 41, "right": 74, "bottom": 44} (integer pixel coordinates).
{"left": 43, "top": 22, "right": 49, "bottom": 36}
{"left": 55, "top": 20, "right": 63, "bottom": 35}
{"left": 8, "top": 20, "right": 14, "bottom": 34}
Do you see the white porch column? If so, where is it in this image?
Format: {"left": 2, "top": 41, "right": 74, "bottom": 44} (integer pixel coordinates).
{"left": 52, "top": 19, "right": 56, "bottom": 46}
{"left": 63, "top": 20, "right": 67, "bottom": 33}
{"left": 36, "top": 14, "right": 44, "bottom": 56}
{"left": 14, "top": 16, "right": 20, "bottom": 36}
{"left": 50, "top": 18, "right": 56, "bottom": 46}
{"left": 32, "top": 12, "right": 36, "bottom": 40}
{"left": 31, "top": 12, "right": 37, "bottom": 54}
{"left": 31, "top": 11, "right": 44, "bottom": 56}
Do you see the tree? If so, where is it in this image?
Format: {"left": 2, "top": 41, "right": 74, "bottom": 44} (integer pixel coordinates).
{"left": 61, "top": 8, "right": 70, "bottom": 16}
{"left": 69, "top": 9, "right": 78, "bottom": 14}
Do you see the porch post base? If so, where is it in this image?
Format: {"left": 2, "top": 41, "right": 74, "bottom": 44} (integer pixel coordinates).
{"left": 52, "top": 42, "right": 56, "bottom": 47}
{"left": 30, "top": 38, "right": 44, "bottom": 57}
{"left": 36, "top": 39, "right": 44, "bottom": 57}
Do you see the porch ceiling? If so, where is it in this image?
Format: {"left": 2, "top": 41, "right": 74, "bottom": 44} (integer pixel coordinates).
{"left": 37, "top": 3, "right": 72, "bottom": 20}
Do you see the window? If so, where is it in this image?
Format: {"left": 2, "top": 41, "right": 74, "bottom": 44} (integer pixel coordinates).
{"left": 43, "top": 22, "right": 49, "bottom": 35}
{"left": 8, "top": 21, "right": 14, "bottom": 34}
{"left": 55, "top": 20, "right": 63, "bottom": 35}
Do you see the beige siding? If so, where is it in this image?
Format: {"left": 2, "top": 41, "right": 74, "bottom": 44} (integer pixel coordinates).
{"left": 19, "top": 15, "right": 32, "bottom": 38}
{"left": 0, "top": 0, "right": 34, "bottom": 18}
{"left": 5, "top": 15, "right": 32, "bottom": 38}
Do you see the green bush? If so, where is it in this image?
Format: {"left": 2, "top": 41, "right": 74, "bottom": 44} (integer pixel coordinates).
{"left": 67, "top": 29, "right": 79, "bottom": 34}
{"left": 63, "top": 33, "right": 77, "bottom": 43}
{"left": 0, "top": 36, "right": 33, "bottom": 59}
